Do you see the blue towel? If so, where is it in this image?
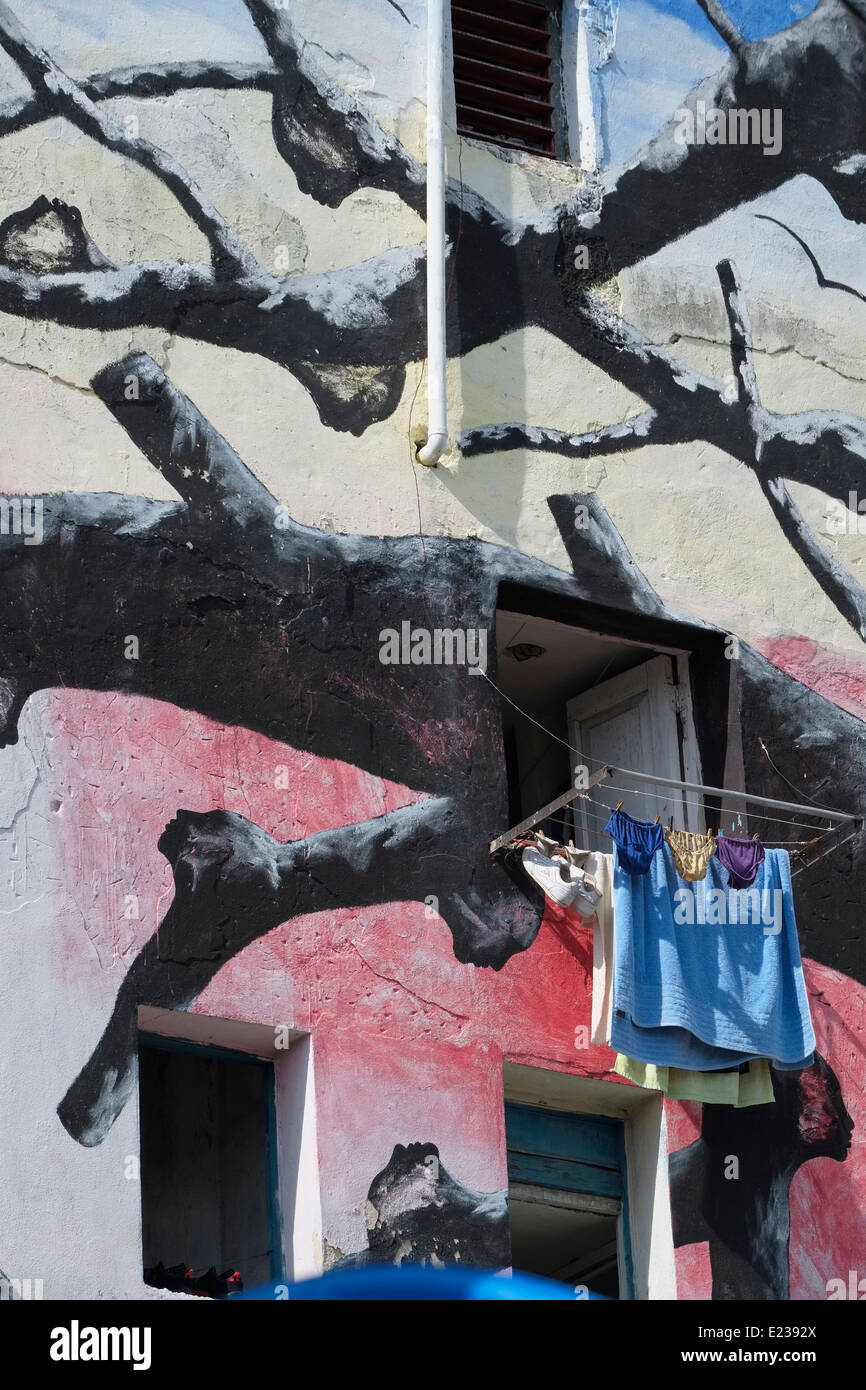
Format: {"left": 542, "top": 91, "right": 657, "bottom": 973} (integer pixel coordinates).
{"left": 610, "top": 843, "right": 815, "bottom": 1071}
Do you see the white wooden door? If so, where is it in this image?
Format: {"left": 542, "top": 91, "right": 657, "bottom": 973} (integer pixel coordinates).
{"left": 566, "top": 655, "right": 703, "bottom": 854}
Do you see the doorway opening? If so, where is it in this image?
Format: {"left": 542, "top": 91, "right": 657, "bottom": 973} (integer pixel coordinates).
{"left": 496, "top": 608, "right": 704, "bottom": 849}
{"left": 138, "top": 1033, "right": 281, "bottom": 1298}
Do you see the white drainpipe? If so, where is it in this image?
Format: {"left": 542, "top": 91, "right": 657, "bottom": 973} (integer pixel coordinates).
{"left": 576, "top": 2, "right": 599, "bottom": 174}
{"left": 417, "top": 0, "right": 448, "bottom": 466}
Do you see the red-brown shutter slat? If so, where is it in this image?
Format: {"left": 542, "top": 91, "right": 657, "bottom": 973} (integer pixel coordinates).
{"left": 455, "top": 80, "right": 554, "bottom": 123}
{"left": 454, "top": 55, "right": 553, "bottom": 99}
{"left": 452, "top": 1, "right": 558, "bottom": 158}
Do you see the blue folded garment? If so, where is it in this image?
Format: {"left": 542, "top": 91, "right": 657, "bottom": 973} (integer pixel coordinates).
{"left": 604, "top": 807, "right": 663, "bottom": 875}
{"left": 609, "top": 841, "right": 815, "bottom": 1071}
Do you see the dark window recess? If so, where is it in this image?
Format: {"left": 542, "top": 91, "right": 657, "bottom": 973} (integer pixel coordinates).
{"left": 139, "top": 1037, "right": 280, "bottom": 1298}
{"left": 451, "top": 1, "right": 562, "bottom": 158}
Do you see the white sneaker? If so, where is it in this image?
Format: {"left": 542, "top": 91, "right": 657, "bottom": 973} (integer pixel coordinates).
{"left": 522, "top": 846, "right": 600, "bottom": 915}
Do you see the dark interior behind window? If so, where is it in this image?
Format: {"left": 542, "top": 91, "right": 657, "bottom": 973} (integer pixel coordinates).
{"left": 139, "top": 1036, "right": 279, "bottom": 1297}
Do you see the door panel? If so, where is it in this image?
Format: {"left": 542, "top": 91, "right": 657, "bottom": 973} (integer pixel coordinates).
{"left": 567, "top": 654, "right": 703, "bottom": 853}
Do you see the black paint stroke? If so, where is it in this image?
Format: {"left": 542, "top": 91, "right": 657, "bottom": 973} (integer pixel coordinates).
{"left": 756, "top": 214, "right": 866, "bottom": 306}
{"left": 57, "top": 802, "right": 544, "bottom": 1144}
{"left": 472, "top": 258, "right": 866, "bottom": 645}
{"left": 5, "top": 355, "right": 853, "bottom": 1150}
{"left": 332, "top": 1143, "right": 509, "bottom": 1270}
{"left": 384, "top": 0, "right": 412, "bottom": 23}
{"left": 670, "top": 1055, "right": 854, "bottom": 1299}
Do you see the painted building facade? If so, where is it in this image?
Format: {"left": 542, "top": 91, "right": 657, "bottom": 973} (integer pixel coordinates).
{"left": 0, "top": 0, "right": 864, "bottom": 1300}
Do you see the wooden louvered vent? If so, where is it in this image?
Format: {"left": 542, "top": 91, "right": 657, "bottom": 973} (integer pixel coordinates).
{"left": 452, "top": 0, "right": 558, "bottom": 158}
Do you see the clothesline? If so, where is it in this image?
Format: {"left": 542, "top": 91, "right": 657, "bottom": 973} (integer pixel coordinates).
{"left": 610, "top": 766, "right": 859, "bottom": 825}
{"left": 595, "top": 764, "right": 826, "bottom": 821}
{"left": 541, "top": 795, "right": 816, "bottom": 842}
{"left": 484, "top": 669, "right": 860, "bottom": 847}
{"left": 489, "top": 767, "right": 861, "bottom": 850}
{"left": 490, "top": 765, "right": 861, "bottom": 854}
{"left": 547, "top": 810, "right": 858, "bottom": 871}
{"left": 540, "top": 809, "right": 817, "bottom": 848}
{"left": 571, "top": 780, "right": 834, "bottom": 835}
{"left": 514, "top": 802, "right": 819, "bottom": 1107}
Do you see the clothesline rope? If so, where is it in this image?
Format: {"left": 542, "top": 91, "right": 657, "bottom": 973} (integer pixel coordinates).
{"left": 537, "top": 796, "right": 824, "bottom": 844}
{"left": 581, "top": 779, "right": 834, "bottom": 835}
{"left": 484, "top": 670, "right": 860, "bottom": 845}
{"left": 545, "top": 768, "right": 825, "bottom": 833}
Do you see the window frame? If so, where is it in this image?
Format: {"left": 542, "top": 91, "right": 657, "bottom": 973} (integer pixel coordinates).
{"left": 137, "top": 1030, "right": 284, "bottom": 1291}
{"left": 503, "top": 1061, "right": 678, "bottom": 1299}
{"left": 450, "top": 0, "right": 568, "bottom": 161}
{"left": 505, "top": 1098, "right": 635, "bottom": 1297}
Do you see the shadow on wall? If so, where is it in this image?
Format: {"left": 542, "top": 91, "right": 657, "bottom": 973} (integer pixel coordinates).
{"left": 670, "top": 1053, "right": 854, "bottom": 1300}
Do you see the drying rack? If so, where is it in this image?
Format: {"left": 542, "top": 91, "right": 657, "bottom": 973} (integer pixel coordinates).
{"left": 490, "top": 765, "right": 862, "bottom": 876}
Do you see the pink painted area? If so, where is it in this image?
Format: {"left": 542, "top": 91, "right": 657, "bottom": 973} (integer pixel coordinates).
{"left": 674, "top": 1242, "right": 712, "bottom": 1300}
{"left": 314, "top": 1031, "right": 507, "bottom": 1258}
{"left": 665, "top": 1098, "right": 702, "bottom": 1154}
{"left": 45, "top": 688, "right": 620, "bottom": 1077}
{"left": 665, "top": 1100, "right": 710, "bottom": 1299}
{"left": 788, "top": 959, "right": 866, "bottom": 1300}
{"left": 39, "top": 689, "right": 866, "bottom": 1291}
{"left": 755, "top": 636, "right": 866, "bottom": 721}
{"left": 43, "top": 688, "right": 628, "bottom": 1267}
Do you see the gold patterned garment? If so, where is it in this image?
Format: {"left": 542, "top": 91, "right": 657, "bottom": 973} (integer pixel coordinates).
{"left": 663, "top": 827, "right": 716, "bottom": 882}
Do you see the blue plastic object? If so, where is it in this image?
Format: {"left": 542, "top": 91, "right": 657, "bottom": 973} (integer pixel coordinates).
{"left": 238, "top": 1265, "right": 608, "bottom": 1301}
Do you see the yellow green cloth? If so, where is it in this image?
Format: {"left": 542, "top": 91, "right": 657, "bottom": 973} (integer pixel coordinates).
{"left": 613, "top": 1053, "right": 774, "bottom": 1106}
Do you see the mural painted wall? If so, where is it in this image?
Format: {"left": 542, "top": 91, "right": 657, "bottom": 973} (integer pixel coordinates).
{"left": 0, "top": 0, "right": 864, "bottom": 1300}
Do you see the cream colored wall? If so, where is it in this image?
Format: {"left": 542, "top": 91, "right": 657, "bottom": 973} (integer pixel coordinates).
{"left": 0, "top": 0, "right": 862, "bottom": 1306}
{"left": 0, "top": 1, "right": 862, "bottom": 664}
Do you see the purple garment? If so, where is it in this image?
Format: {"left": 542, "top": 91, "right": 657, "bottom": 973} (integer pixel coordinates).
{"left": 716, "top": 834, "right": 765, "bottom": 889}
{"left": 604, "top": 808, "right": 663, "bottom": 875}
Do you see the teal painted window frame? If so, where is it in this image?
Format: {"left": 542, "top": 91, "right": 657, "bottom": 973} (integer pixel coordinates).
{"left": 505, "top": 1100, "right": 634, "bottom": 1298}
